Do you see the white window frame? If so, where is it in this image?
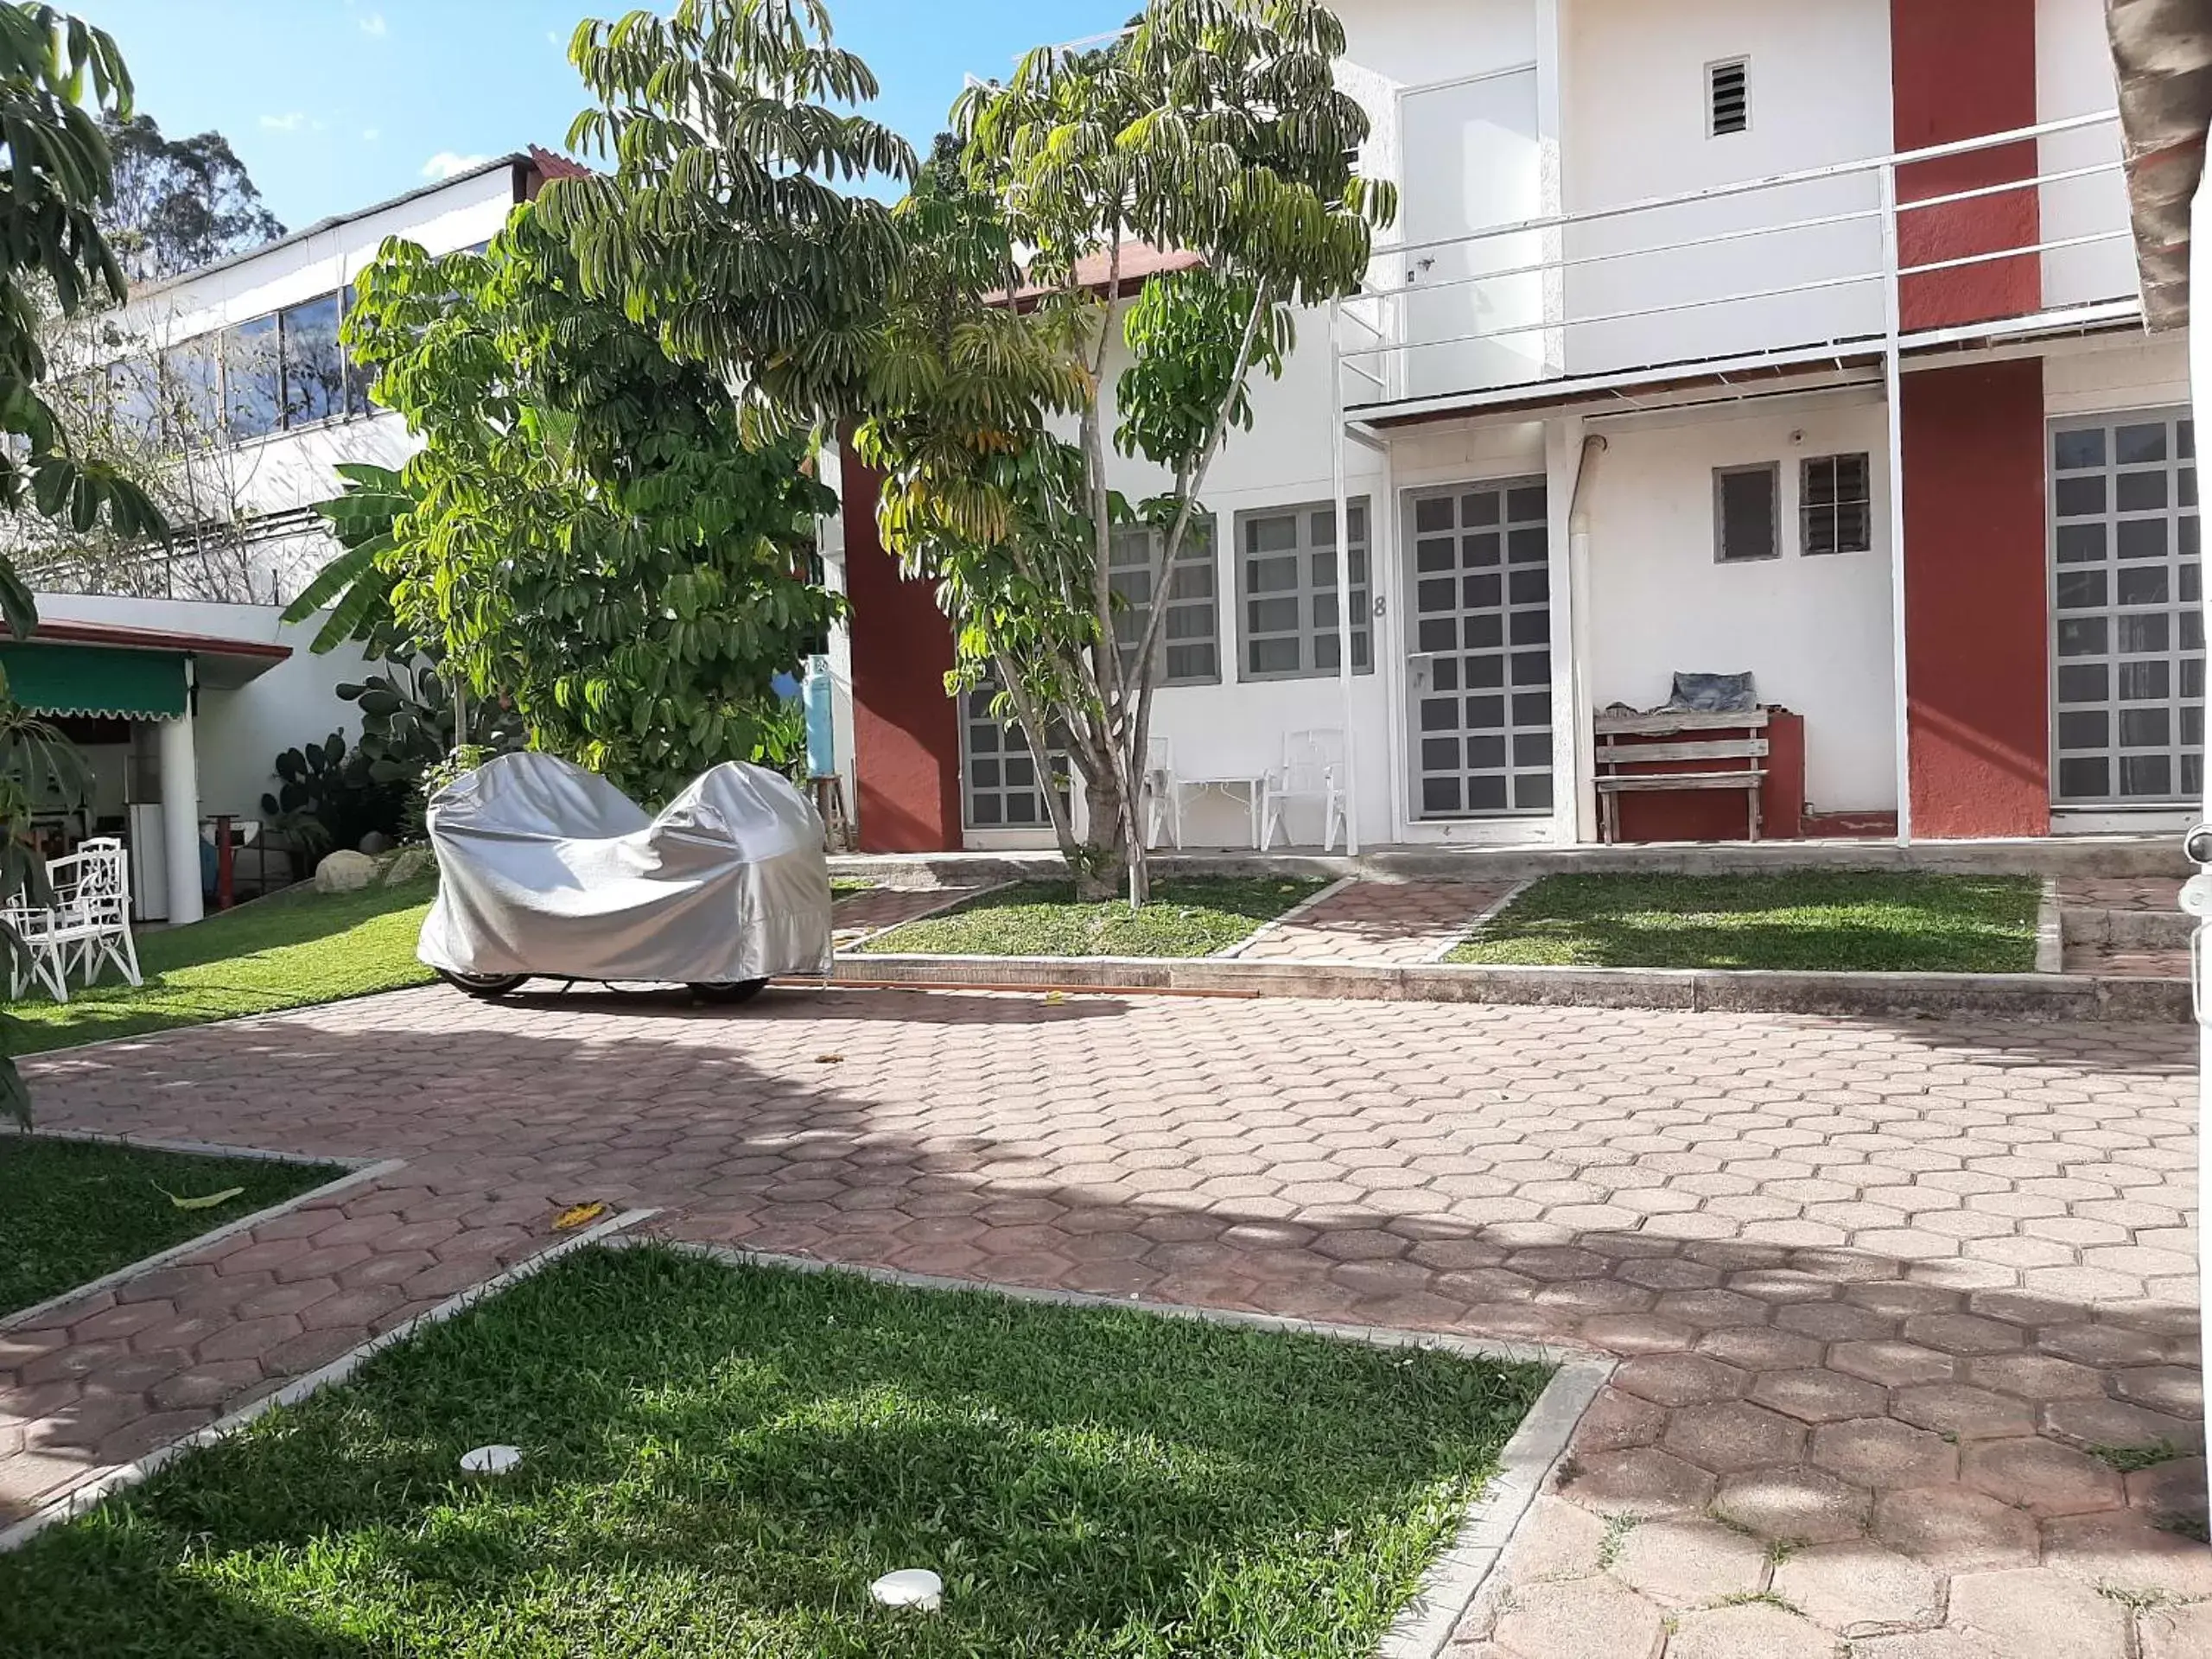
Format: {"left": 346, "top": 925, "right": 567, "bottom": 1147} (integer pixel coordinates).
{"left": 1800, "top": 452, "right": 1873, "bottom": 556}
{"left": 1234, "top": 498, "right": 1375, "bottom": 682}
{"left": 1713, "top": 462, "right": 1781, "bottom": 564}
{"left": 1109, "top": 518, "right": 1220, "bottom": 687}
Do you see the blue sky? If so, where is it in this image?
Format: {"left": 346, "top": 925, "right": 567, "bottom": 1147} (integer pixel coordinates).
{"left": 77, "top": 0, "right": 1129, "bottom": 235}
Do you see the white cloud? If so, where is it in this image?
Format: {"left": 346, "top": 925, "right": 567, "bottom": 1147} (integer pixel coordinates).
{"left": 420, "top": 150, "right": 493, "bottom": 181}
{"left": 359, "top": 11, "right": 386, "bottom": 36}
{"left": 259, "top": 111, "right": 307, "bottom": 132}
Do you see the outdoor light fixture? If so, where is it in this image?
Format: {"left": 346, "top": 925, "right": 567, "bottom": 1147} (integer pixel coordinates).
{"left": 869, "top": 1568, "right": 944, "bottom": 1611}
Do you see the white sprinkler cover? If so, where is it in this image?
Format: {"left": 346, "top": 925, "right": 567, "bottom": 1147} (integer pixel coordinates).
{"left": 460, "top": 1444, "right": 524, "bottom": 1475}
{"left": 869, "top": 1568, "right": 944, "bottom": 1611}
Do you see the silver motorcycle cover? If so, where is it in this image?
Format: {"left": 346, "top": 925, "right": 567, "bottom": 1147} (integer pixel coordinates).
{"left": 418, "top": 752, "right": 832, "bottom": 982}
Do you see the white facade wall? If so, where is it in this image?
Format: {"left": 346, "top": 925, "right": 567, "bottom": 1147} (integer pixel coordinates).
{"left": 2036, "top": 0, "right": 2133, "bottom": 312}
{"left": 33, "top": 592, "right": 378, "bottom": 823}
{"left": 1580, "top": 397, "right": 1899, "bottom": 814}
{"left": 1560, "top": 0, "right": 1894, "bottom": 377}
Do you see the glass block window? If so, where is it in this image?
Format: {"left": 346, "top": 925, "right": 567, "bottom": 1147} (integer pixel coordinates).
{"left": 1801, "top": 453, "right": 1872, "bottom": 555}
{"left": 1109, "top": 518, "right": 1218, "bottom": 685}
{"left": 961, "top": 684, "right": 1070, "bottom": 830}
{"left": 1236, "top": 499, "right": 1374, "bottom": 680}
{"left": 1406, "top": 478, "right": 1553, "bottom": 817}
{"left": 2050, "top": 410, "right": 2201, "bottom": 805}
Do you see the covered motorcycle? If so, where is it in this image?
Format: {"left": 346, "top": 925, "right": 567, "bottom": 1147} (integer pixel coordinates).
{"left": 417, "top": 752, "right": 832, "bottom": 1002}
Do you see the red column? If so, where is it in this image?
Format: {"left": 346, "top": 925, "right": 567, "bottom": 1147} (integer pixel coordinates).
{"left": 839, "top": 446, "right": 963, "bottom": 853}
{"left": 1902, "top": 359, "right": 2050, "bottom": 838}
{"left": 1889, "top": 0, "right": 2040, "bottom": 331}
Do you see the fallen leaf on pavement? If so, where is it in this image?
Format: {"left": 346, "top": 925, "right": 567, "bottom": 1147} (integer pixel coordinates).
{"left": 552, "top": 1201, "right": 608, "bottom": 1230}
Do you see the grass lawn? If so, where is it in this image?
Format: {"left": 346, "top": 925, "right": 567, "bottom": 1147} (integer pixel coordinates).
{"left": 0, "top": 1245, "right": 1550, "bottom": 1658}
{"left": 1446, "top": 872, "right": 2042, "bottom": 972}
{"left": 855, "top": 877, "right": 1326, "bottom": 958}
{"left": 0, "top": 1136, "right": 346, "bottom": 1317}
{"left": 830, "top": 877, "right": 879, "bottom": 896}
{"left": 10, "top": 876, "right": 437, "bottom": 1058}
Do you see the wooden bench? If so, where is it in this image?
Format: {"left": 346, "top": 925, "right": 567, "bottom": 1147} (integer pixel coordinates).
{"left": 1593, "top": 709, "right": 1770, "bottom": 844}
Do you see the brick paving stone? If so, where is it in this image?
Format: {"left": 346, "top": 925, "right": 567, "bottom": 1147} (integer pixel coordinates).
{"left": 1606, "top": 1515, "right": 1765, "bottom": 1606}
{"left": 2139, "top": 1601, "right": 2212, "bottom": 1659}
{"left": 0, "top": 983, "right": 2198, "bottom": 1649}
{"left": 1493, "top": 1577, "right": 1664, "bottom": 1659}
{"left": 1230, "top": 879, "right": 1520, "bottom": 963}
{"left": 1945, "top": 1566, "right": 2130, "bottom": 1659}
{"left": 1770, "top": 1541, "right": 1940, "bottom": 1636}
{"left": 1663, "top": 1603, "right": 1833, "bottom": 1659}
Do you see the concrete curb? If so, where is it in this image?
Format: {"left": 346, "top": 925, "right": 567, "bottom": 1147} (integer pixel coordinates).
{"left": 650, "top": 1237, "right": 1612, "bottom": 1659}
{"left": 830, "top": 831, "right": 2188, "bottom": 889}
{"left": 2062, "top": 905, "right": 2196, "bottom": 947}
{"left": 0, "top": 1206, "right": 658, "bottom": 1554}
{"left": 1427, "top": 877, "right": 1533, "bottom": 963}
{"left": 0, "top": 1153, "right": 408, "bottom": 1337}
{"left": 2035, "top": 878, "right": 2065, "bottom": 976}
{"left": 820, "top": 951, "right": 2190, "bottom": 1021}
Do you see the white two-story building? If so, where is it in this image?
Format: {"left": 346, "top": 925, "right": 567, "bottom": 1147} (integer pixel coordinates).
{"left": 6, "top": 150, "right": 578, "bottom": 920}
{"left": 837, "top": 0, "right": 2171, "bottom": 856}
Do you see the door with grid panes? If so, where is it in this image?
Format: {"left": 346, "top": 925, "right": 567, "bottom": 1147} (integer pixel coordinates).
{"left": 2049, "top": 410, "right": 2202, "bottom": 808}
{"left": 1403, "top": 479, "right": 1554, "bottom": 818}
{"left": 960, "top": 687, "right": 1068, "bottom": 832}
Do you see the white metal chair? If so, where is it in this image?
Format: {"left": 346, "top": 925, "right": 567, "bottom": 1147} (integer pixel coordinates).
{"left": 1141, "top": 737, "right": 1180, "bottom": 849}
{"left": 5, "top": 838, "right": 141, "bottom": 1004}
{"left": 1263, "top": 728, "right": 1348, "bottom": 852}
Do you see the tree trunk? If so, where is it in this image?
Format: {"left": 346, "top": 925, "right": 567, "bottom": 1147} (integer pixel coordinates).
{"left": 1071, "top": 760, "right": 1133, "bottom": 901}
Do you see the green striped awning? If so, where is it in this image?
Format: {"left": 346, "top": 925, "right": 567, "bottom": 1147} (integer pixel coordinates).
{"left": 0, "top": 643, "right": 187, "bottom": 719}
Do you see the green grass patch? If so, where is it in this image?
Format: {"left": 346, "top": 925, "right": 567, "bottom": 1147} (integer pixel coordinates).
{"left": 1445, "top": 872, "right": 2041, "bottom": 973}
{"left": 0, "top": 1137, "right": 346, "bottom": 1317}
{"left": 0, "top": 1244, "right": 1549, "bottom": 1658}
{"left": 10, "top": 877, "right": 437, "bottom": 1057}
{"left": 830, "top": 877, "right": 879, "bottom": 896}
{"left": 2089, "top": 1440, "right": 2186, "bottom": 1474}
{"left": 855, "top": 876, "right": 1325, "bottom": 958}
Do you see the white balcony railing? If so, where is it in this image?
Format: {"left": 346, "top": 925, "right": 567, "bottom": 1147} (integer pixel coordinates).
{"left": 1338, "top": 111, "right": 2134, "bottom": 415}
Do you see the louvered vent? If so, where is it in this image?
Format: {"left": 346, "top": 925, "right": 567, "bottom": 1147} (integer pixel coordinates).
{"left": 1708, "top": 59, "right": 1749, "bottom": 137}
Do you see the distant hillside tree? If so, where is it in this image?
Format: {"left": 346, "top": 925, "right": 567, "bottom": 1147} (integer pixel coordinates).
{"left": 99, "top": 113, "right": 284, "bottom": 283}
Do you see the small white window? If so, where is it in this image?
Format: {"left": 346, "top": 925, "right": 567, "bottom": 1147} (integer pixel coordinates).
{"left": 1707, "top": 58, "right": 1750, "bottom": 137}
{"left": 1802, "top": 454, "right": 1873, "bottom": 555}
{"left": 1714, "top": 464, "right": 1780, "bottom": 563}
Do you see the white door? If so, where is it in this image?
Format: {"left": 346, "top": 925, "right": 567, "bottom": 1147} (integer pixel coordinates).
{"left": 1397, "top": 70, "right": 1545, "bottom": 401}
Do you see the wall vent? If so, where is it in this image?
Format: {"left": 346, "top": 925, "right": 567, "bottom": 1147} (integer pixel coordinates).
{"left": 1708, "top": 58, "right": 1749, "bottom": 137}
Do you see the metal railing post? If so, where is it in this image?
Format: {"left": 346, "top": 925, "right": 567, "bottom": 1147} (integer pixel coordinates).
{"left": 1878, "top": 159, "right": 1913, "bottom": 847}
{"left": 1330, "top": 297, "right": 1360, "bottom": 856}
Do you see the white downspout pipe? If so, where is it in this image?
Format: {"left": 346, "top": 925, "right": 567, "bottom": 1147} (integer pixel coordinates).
{"left": 1330, "top": 297, "right": 1360, "bottom": 856}
{"left": 1567, "top": 432, "right": 1607, "bottom": 844}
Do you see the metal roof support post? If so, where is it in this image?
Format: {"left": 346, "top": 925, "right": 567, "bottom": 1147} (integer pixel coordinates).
{"left": 1331, "top": 296, "right": 1360, "bottom": 856}
{"left": 1879, "top": 160, "right": 1913, "bottom": 847}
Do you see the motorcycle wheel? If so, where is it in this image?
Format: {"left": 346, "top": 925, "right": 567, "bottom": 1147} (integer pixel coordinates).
{"left": 690, "top": 978, "right": 770, "bottom": 1006}
{"left": 438, "top": 969, "right": 529, "bottom": 999}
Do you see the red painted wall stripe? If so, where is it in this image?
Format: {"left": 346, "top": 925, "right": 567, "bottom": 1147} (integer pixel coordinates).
{"left": 839, "top": 445, "right": 964, "bottom": 853}
{"left": 1890, "top": 0, "right": 2041, "bottom": 331}
{"left": 1902, "top": 358, "right": 2051, "bottom": 838}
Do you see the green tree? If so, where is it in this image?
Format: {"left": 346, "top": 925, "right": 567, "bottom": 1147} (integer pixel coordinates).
{"left": 907, "top": 0, "right": 1392, "bottom": 899}
{"left": 329, "top": 206, "right": 841, "bottom": 804}
{"left": 0, "top": 3, "right": 170, "bottom": 1127}
{"left": 99, "top": 111, "right": 283, "bottom": 283}
{"left": 536, "top": 0, "right": 916, "bottom": 433}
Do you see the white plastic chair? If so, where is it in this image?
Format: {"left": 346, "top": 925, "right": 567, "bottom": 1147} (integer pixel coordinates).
{"left": 1141, "top": 736, "right": 1180, "bottom": 849}
{"left": 1263, "top": 728, "right": 1348, "bottom": 852}
{"left": 6, "top": 838, "right": 141, "bottom": 1003}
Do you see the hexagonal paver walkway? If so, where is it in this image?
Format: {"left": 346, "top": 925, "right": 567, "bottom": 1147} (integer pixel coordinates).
{"left": 1230, "top": 879, "right": 1522, "bottom": 963}
{"left": 4, "top": 985, "right": 2203, "bottom": 1657}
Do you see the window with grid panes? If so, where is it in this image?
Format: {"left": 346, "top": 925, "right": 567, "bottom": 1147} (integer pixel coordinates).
{"left": 1801, "top": 453, "right": 1872, "bottom": 555}
{"left": 1236, "top": 499, "right": 1373, "bottom": 680}
{"left": 2049, "top": 410, "right": 2202, "bottom": 805}
{"left": 1108, "top": 519, "right": 1218, "bottom": 685}
{"left": 961, "top": 684, "right": 1070, "bottom": 830}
